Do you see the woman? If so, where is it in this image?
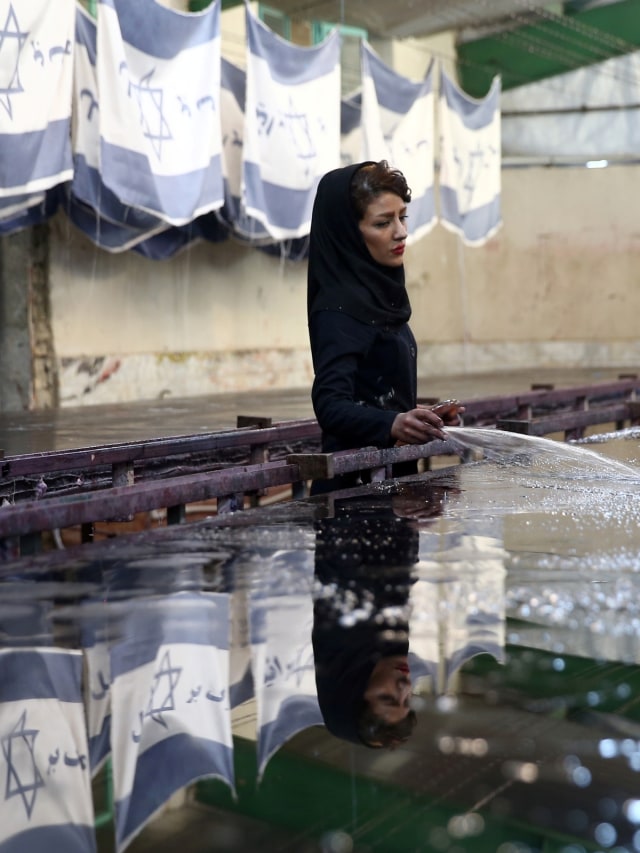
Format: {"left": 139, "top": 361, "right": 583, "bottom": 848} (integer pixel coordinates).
{"left": 312, "top": 494, "right": 419, "bottom": 748}
{"left": 307, "top": 160, "right": 462, "bottom": 492}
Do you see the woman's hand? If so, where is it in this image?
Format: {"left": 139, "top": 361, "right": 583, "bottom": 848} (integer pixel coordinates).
{"left": 391, "top": 407, "right": 448, "bottom": 444}
{"left": 428, "top": 399, "right": 465, "bottom": 426}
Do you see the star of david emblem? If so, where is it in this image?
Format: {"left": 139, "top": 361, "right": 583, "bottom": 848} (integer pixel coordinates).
{"left": 2, "top": 709, "right": 45, "bottom": 819}
{"left": 0, "top": 3, "right": 28, "bottom": 120}
{"left": 145, "top": 649, "right": 181, "bottom": 729}
{"left": 129, "top": 68, "right": 172, "bottom": 160}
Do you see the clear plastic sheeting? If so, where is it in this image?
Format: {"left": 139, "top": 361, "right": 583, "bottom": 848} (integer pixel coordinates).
{"left": 501, "top": 50, "right": 640, "bottom": 158}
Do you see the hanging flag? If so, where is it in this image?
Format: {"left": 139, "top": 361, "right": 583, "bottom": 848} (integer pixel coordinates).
{"left": 438, "top": 71, "right": 502, "bottom": 246}
{"left": 0, "top": 189, "right": 61, "bottom": 235}
{"left": 96, "top": 0, "right": 224, "bottom": 226}
{"left": 219, "top": 57, "right": 272, "bottom": 244}
{"left": 110, "top": 592, "right": 234, "bottom": 852}
{"left": 0, "top": 193, "right": 44, "bottom": 222}
{"left": 0, "top": 648, "right": 97, "bottom": 853}
{"left": 0, "top": 0, "right": 74, "bottom": 199}
{"left": 360, "top": 42, "right": 436, "bottom": 244}
{"left": 243, "top": 7, "right": 340, "bottom": 240}
{"left": 409, "top": 525, "right": 506, "bottom": 692}
{"left": 340, "top": 90, "right": 361, "bottom": 167}
{"left": 247, "top": 549, "right": 322, "bottom": 781}
{"left": 83, "top": 639, "right": 112, "bottom": 778}
{"left": 70, "top": 5, "right": 167, "bottom": 252}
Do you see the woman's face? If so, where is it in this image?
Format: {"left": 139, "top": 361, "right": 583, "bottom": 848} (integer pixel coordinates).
{"left": 363, "top": 654, "right": 412, "bottom": 727}
{"left": 358, "top": 192, "right": 408, "bottom": 267}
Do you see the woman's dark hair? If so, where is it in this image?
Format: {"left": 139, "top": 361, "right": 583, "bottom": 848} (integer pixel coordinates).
{"left": 356, "top": 701, "right": 418, "bottom": 749}
{"left": 349, "top": 160, "right": 412, "bottom": 220}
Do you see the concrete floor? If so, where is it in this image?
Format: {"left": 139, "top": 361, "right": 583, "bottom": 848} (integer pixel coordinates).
{"left": 0, "top": 366, "right": 633, "bottom": 455}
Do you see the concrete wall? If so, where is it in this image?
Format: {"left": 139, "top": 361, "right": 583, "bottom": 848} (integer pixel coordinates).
{"left": 8, "top": 5, "right": 636, "bottom": 408}
{"left": 48, "top": 162, "right": 640, "bottom": 406}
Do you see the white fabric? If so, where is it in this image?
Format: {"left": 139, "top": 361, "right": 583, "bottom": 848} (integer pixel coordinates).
{"left": 410, "top": 531, "right": 506, "bottom": 691}
{"left": 360, "top": 42, "right": 436, "bottom": 243}
{"left": 218, "top": 57, "right": 271, "bottom": 243}
{"left": 110, "top": 593, "right": 234, "bottom": 853}
{"left": 438, "top": 70, "right": 502, "bottom": 246}
{"left": 0, "top": 648, "right": 96, "bottom": 853}
{"left": 247, "top": 549, "right": 322, "bottom": 780}
{"left": 96, "top": 0, "right": 223, "bottom": 226}
{"left": 0, "top": 0, "right": 74, "bottom": 197}
{"left": 242, "top": 6, "right": 341, "bottom": 240}
{"left": 71, "top": 5, "right": 167, "bottom": 252}
{"left": 501, "top": 50, "right": 640, "bottom": 158}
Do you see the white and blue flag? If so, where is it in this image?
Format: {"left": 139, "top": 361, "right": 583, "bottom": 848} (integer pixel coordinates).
{"left": 110, "top": 593, "right": 234, "bottom": 852}
{"left": 248, "top": 549, "right": 322, "bottom": 781}
{"left": 340, "top": 90, "right": 362, "bottom": 167}
{"left": 70, "top": 4, "right": 167, "bottom": 252}
{"left": 0, "top": 191, "right": 61, "bottom": 236}
{"left": 0, "top": 0, "right": 74, "bottom": 199}
{"left": 438, "top": 70, "right": 502, "bottom": 246}
{"left": 243, "top": 7, "right": 340, "bottom": 240}
{"left": 409, "top": 527, "right": 506, "bottom": 692}
{"left": 0, "top": 648, "right": 97, "bottom": 853}
{"left": 219, "top": 57, "right": 272, "bottom": 244}
{"left": 83, "top": 639, "right": 112, "bottom": 778}
{"left": 361, "top": 42, "right": 436, "bottom": 244}
{"left": 96, "top": 0, "right": 224, "bottom": 227}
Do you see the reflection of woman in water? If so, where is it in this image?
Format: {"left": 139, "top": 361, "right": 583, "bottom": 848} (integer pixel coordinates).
{"left": 312, "top": 494, "right": 421, "bottom": 748}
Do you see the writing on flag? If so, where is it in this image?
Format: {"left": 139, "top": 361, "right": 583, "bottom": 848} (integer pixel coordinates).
{"left": 243, "top": 7, "right": 340, "bottom": 240}
{"left": 0, "top": 649, "right": 97, "bottom": 853}
{"left": 97, "top": 0, "right": 224, "bottom": 226}
{"left": 110, "top": 593, "right": 234, "bottom": 852}
{"left": 0, "top": 0, "right": 74, "bottom": 201}
{"left": 70, "top": 4, "right": 167, "bottom": 252}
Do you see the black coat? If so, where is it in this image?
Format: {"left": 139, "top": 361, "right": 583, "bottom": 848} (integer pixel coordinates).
{"left": 309, "top": 309, "right": 418, "bottom": 454}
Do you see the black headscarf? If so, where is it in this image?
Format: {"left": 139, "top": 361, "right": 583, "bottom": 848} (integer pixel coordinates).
{"left": 312, "top": 498, "right": 418, "bottom": 745}
{"left": 307, "top": 162, "right": 412, "bottom": 326}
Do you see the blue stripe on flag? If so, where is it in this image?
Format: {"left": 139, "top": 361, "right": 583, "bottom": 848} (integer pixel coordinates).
{"left": 243, "top": 163, "right": 319, "bottom": 233}
{"left": 221, "top": 55, "right": 246, "bottom": 104}
{"left": 110, "top": 598, "right": 230, "bottom": 678}
{"left": 0, "top": 824, "right": 97, "bottom": 853}
{"left": 72, "top": 157, "right": 164, "bottom": 230}
{"left": 439, "top": 188, "right": 502, "bottom": 246}
{"left": 0, "top": 190, "right": 61, "bottom": 235}
{"left": 88, "top": 715, "right": 111, "bottom": 775}
{"left": 100, "top": 0, "right": 219, "bottom": 58}
{"left": 362, "top": 44, "right": 425, "bottom": 114}
{"left": 0, "top": 124, "right": 72, "bottom": 194}
{"left": 64, "top": 193, "right": 163, "bottom": 252}
{"left": 407, "top": 187, "right": 436, "bottom": 234}
{"left": 0, "top": 650, "right": 81, "bottom": 703}
{"left": 257, "top": 695, "right": 323, "bottom": 778}
{"left": 76, "top": 5, "right": 97, "bottom": 61}
{"left": 115, "top": 734, "right": 233, "bottom": 847}
{"left": 99, "top": 142, "right": 224, "bottom": 226}
{"left": 441, "top": 74, "right": 500, "bottom": 129}
{"left": 247, "top": 13, "right": 339, "bottom": 85}
{"left": 341, "top": 94, "right": 361, "bottom": 135}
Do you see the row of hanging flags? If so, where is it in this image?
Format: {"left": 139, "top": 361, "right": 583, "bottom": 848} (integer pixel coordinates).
{"left": 0, "top": 0, "right": 502, "bottom": 258}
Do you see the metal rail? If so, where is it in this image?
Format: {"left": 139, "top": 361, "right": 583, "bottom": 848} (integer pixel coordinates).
{"left": 1, "top": 378, "right": 639, "bottom": 558}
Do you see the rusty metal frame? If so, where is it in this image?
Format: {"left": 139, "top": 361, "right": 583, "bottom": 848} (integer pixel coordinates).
{"left": 1, "top": 377, "right": 639, "bottom": 558}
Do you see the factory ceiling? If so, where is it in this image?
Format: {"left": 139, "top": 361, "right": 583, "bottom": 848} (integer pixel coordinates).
{"left": 224, "top": 0, "right": 640, "bottom": 96}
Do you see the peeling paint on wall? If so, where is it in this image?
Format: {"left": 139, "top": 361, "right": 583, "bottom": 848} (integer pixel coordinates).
{"left": 58, "top": 349, "right": 315, "bottom": 406}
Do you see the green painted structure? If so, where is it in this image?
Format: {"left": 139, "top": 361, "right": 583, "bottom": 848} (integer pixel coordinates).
{"left": 453, "top": 0, "right": 640, "bottom": 96}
